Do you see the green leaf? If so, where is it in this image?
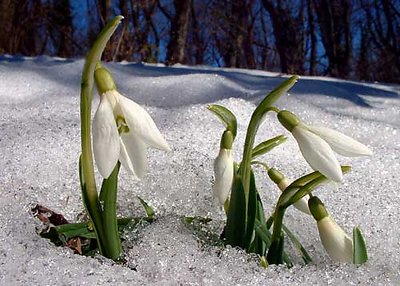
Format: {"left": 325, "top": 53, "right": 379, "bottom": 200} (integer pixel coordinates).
{"left": 279, "top": 166, "right": 352, "bottom": 209}
{"left": 56, "top": 223, "right": 97, "bottom": 240}
{"left": 267, "top": 233, "right": 285, "bottom": 265}
{"left": 282, "top": 224, "right": 312, "bottom": 264}
{"left": 251, "top": 135, "right": 287, "bottom": 158}
{"left": 353, "top": 226, "right": 368, "bottom": 264}
{"left": 253, "top": 195, "right": 267, "bottom": 256}
{"left": 225, "top": 172, "right": 247, "bottom": 248}
{"left": 290, "top": 166, "right": 351, "bottom": 188}
{"left": 254, "top": 219, "right": 272, "bottom": 249}
{"left": 244, "top": 169, "right": 258, "bottom": 250}
{"left": 256, "top": 76, "right": 299, "bottom": 115}
{"left": 137, "top": 196, "right": 155, "bottom": 220}
{"left": 98, "top": 162, "right": 122, "bottom": 260}
{"left": 207, "top": 104, "right": 237, "bottom": 137}
{"left": 254, "top": 219, "right": 293, "bottom": 267}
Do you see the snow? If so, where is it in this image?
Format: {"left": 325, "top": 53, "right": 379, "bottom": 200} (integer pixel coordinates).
{"left": 0, "top": 56, "right": 399, "bottom": 285}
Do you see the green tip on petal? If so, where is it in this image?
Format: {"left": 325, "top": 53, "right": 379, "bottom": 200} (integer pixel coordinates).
{"left": 268, "top": 168, "right": 284, "bottom": 185}
{"left": 277, "top": 110, "right": 300, "bottom": 132}
{"left": 220, "top": 130, "right": 234, "bottom": 149}
{"left": 308, "top": 196, "right": 329, "bottom": 221}
{"left": 94, "top": 65, "right": 117, "bottom": 94}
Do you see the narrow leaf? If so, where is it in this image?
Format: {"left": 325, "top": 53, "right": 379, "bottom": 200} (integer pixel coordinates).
{"left": 244, "top": 169, "right": 258, "bottom": 250}
{"left": 267, "top": 233, "right": 285, "bottom": 265}
{"left": 282, "top": 224, "right": 312, "bottom": 264}
{"left": 137, "top": 196, "right": 155, "bottom": 220}
{"left": 254, "top": 195, "right": 267, "bottom": 256}
{"left": 254, "top": 219, "right": 293, "bottom": 267}
{"left": 279, "top": 166, "right": 351, "bottom": 208}
{"left": 290, "top": 166, "right": 351, "bottom": 188}
{"left": 98, "top": 162, "right": 121, "bottom": 260}
{"left": 256, "top": 76, "right": 298, "bottom": 115}
{"left": 207, "top": 104, "right": 237, "bottom": 137}
{"left": 254, "top": 219, "right": 272, "bottom": 249}
{"left": 353, "top": 226, "right": 368, "bottom": 264}
{"left": 225, "top": 173, "right": 246, "bottom": 247}
{"left": 56, "top": 223, "right": 96, "bottom": 240}
{"left": 252, "top": 135, "right": 287, "bottom": 158}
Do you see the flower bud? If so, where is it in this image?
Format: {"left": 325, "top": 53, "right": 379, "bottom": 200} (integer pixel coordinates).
{"left": 268, "top": 168, "right": 310, "bottom": 215}
{"left": 220, "top": 130, "right": 234, "bottom": 149}
{"left": 309, "top": 196, "right": 353, "bottom": 263}
{"left": 213, "top": 148, "right": 234, "bottom": 205}
{"left": 277, "top": 110, "right": 300, "bottom": 132}
{"left": 94, "top": 65, "right": 117, "bottom": 94}
{"left": 308, "top": 196, "right": 329, "bottom": 221}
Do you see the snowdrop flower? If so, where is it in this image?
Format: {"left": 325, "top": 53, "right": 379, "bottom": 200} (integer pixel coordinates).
{"left": 93, "top": 66, "right": 170, "bottom": 179}
{"left": 277, "top": 110, "right": 372, "bottom": 182}
{"left": 308, "top": 196, "right": 353, "bottom": 263}
{"left": 267, "top": 168, "right": 311, "bottom": 215}
{"left": 213, "top": 130, "right": 234, "bottom": 205}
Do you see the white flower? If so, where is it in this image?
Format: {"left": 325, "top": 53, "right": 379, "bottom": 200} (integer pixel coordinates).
{"left": 93, "top": 90, "right": 171, "bottom": 179}
{"left": 213, "top": 148, "right": 234, "bottom": 205}
{"left": 305, "top": 125, "right": 373, "bottom": 157}
{"left": 292, "top": 123, "right": 372, "bottom": 182}
{"left": 317, "top": 216, "right": 353, "bottom": 263}
{"left": 278, "top": 110, "right": 372, "bottom": 182}
{"left": 277, "top": 178, "right": 311, "bottom": 215}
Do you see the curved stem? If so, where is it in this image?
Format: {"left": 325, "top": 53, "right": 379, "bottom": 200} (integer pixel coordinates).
{"left": 240, "top": 76, "right": 298, "bottom": 205}
{"left": 80, "top": 16, "right": 123, "bottom": 256}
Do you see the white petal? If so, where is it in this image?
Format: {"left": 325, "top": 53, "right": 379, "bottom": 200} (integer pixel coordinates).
{"left": 317, "top": 216, "right": 353, "bottom": 263}
{"left": 277, "top": 178, "right": 290, "bottom": 191}
{"left": 213, "top": 149, "right": 234, "bottom": 205}
{"left": 92, "top": 95, "right": 120, "bottom": 178}
{"left": 307, "top": 125, "right": 372, "bottom": 157}
{"left": 292, "top": 126, "right": 343, "bottom": 182}
{"left": 293, "top": 198, "right": 311, "bottom": 215}
{"left": 278, "top": 179, "right": 311, "bottom": 215}
{"left": 119, "top": 95, "right": 171, "bottom": 151}
{"left": 120, "top": 132, "right": 148, "bottom": 179}
{"left": 119, "top": 139, "right": 137, "bottom": 178}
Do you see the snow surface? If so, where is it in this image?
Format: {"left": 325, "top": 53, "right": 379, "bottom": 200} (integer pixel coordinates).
{"left": 0, "top": 56, "right": 399, "bottom": 285}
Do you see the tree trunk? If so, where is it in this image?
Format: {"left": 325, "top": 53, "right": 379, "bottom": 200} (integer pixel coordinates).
{"left": 263, "top": 0, "right": 305, "bottom": 74}
{"left": 314, "top": 0, "right": 352, "bottom": 78}
{"left": 307, "top": 0, "right": 317, "bottom": 75}
{"left": 166, "top": 0, "right": 192, "bottom": 65}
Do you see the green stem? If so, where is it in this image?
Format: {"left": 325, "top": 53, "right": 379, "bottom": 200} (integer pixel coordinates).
{"left": 99, "top": 162, "right": 122, "bottom": 260}
{"left": 240, "top": 76, "right": 298, "bottom": 216}
{"left": 80, "top": 16, "right": 123, "bottom": 256}
{"left": 267, "top": 207, "right": 286, "bottom": 264}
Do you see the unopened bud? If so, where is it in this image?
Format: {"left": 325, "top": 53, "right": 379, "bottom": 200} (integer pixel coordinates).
{"left": 277, "top": 110, "right": 300, "bottom": 132}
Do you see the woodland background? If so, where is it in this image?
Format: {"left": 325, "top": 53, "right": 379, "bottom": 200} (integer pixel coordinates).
{"left": 0, "top": 0, "right": 399, "bottom": 83}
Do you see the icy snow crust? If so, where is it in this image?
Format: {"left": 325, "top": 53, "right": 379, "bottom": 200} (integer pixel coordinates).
{"left": 0, "top": 56, "right": 399, "bottom": 285}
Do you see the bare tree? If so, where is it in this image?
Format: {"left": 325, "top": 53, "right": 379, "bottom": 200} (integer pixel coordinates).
{"left": 47, "top": 0, "right": 74, "bottom": 57}
{"left": 262, "top": 0, "right": 306, "bottom": 74}
{"left": 313, "top": 0, "right": 352, "bottom": 78}
{"left": 361, "top": 0, "right": 400, "bottom": 82}
{"left": 307, "top": 0, "right": 317, "bottom": 75}
{"left": 131, "top": 0, "right": 160, "bottom": 62}
{"left": 165, "top": 0, "right": 192, "bottom": 65}
{"left": 211, "top": 0, "right": 256, "bottom": 68}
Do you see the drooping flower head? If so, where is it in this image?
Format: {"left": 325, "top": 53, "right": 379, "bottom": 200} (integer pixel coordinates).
{"left": 93, "top": 65, "right": 170, "bottom": 179}
{"left": 267, "top": 168, "right": 311, "bottom": 215}
{"left": 213, "top": 130, "right": 234, "bottom": 205}
{"left": 277, "top": 110, "right": 372, "bottom": 182}
{"left": 308, "top": 196, "right": 353, "bottom": 263}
